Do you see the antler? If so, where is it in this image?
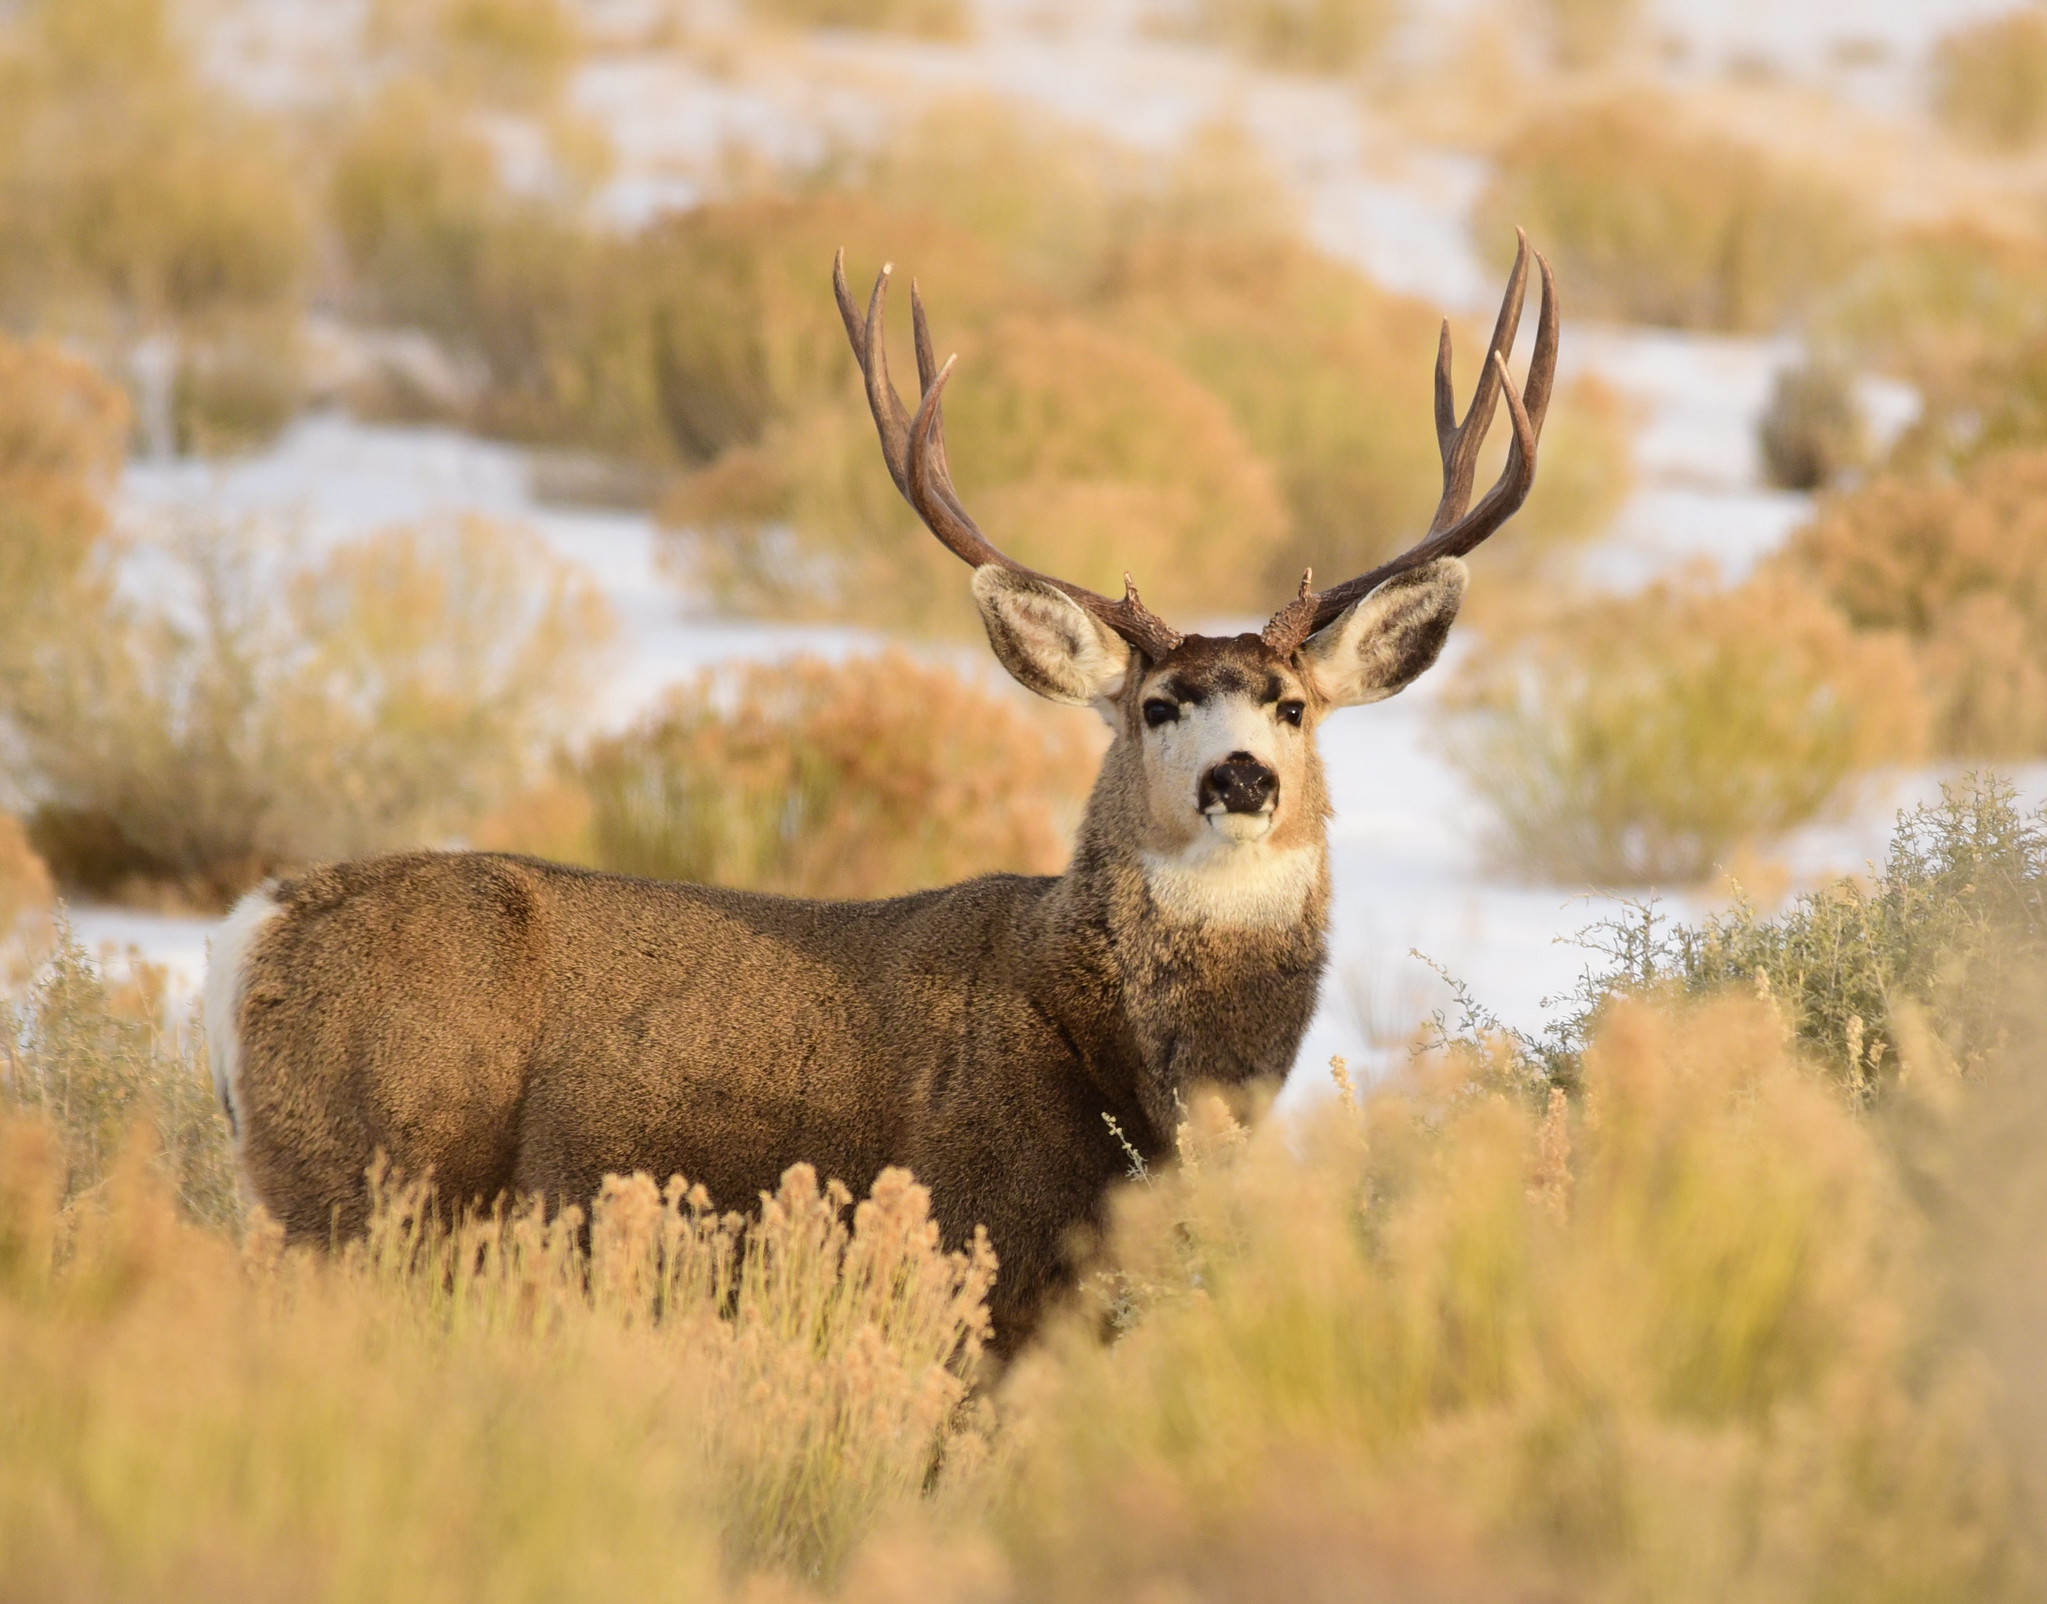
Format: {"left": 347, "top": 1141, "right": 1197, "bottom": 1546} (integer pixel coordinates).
{"left": 1262, "top": 230, "right": 1559, "bottom": 655}
{"left": 834, "top": 250, "right": 1184, "bottom": 661}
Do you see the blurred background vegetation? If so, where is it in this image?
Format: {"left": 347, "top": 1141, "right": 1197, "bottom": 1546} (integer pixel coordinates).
{"left": 2, "top": 0, "right": 2047, "bottom": 1597}
{"left": 0, "top": 0, "right": 2039, "bottom": 910}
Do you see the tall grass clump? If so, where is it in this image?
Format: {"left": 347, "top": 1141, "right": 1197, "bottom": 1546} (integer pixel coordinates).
{"left": 1475, "top": 94, "right": 1869, "bottom": 332}
{"left": 7, "top": 812, "right": 2047, "bottom": 1595}
{"left": 0, "top": 1117, "right": 992, "bottom": 1596}
{"left": 1778, "top": 446, "right": 2047, "bottom": 757}
{"left": 993, "top": 995, "right": 2030, "bottom": 1601}
{"left": 0, "top": 926, "right": 235, "bottom": 1227}
{"left": 1183, "top": 0, "right": 1400, "bottom": 74}
{"left": 327, "top": 80, "right": 628, "bottom": 442}
{"left": 0, "top": 816, "right": 54, "bottom": 972}
{"left": 580, "top": 652, "right": 1093, "bottom": 899}
{"left": 1931, "top": 7, "right": 2047, "bottom": 152}
{"left": 1443, "top": 571, "right": 1926, "bottom": 885}
{"left": 0, "top": 334, "right": 129, "bottom": 679}
{"left": 4, "top": 515, "right": 614, "bottom": 908}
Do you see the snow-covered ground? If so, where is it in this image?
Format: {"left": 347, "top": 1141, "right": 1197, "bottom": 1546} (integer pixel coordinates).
{"left": 64, "top": 0, "right": 2047, "bottom": 1102}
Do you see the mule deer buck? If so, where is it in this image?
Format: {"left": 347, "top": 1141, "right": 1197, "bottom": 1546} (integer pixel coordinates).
{"left": 206, "top": 236, "right": 1557, "bottom": 1348}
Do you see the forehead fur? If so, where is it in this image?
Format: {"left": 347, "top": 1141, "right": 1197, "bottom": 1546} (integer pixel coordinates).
{"left": 1141, "top": 633, "right": 1302, "bottom": 703}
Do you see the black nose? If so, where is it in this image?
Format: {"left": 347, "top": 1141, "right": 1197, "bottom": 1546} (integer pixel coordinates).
{"left": 1199, "top": 752, "right": 1278, "bottom": 815}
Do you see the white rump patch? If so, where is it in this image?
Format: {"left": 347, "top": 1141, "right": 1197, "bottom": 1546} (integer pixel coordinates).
{"left": 204, "top": 886, "right": 284, "bottom": 1137}
{"left": 1140, "top": 841, "right": 1322, "bottom": 929}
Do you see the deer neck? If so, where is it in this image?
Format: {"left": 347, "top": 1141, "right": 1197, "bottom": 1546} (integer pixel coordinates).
{"left": 1025, "top": 738, "right": 1333, "bottom": 1142}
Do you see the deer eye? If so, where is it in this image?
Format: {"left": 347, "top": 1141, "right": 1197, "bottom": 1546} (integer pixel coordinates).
{"left": 1278, "top": 700, "right": 1306, "bottom": 727}
{"left": 1143, "top": 699, "right": 1180, "bottom": 728}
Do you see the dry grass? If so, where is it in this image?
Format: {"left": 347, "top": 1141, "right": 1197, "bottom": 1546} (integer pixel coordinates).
{"left": 8, "top": 993, "right": 2027, "bottom": 1599}
{"left": 1778, "top": 446, "right": 2047, "bottom": 758}
{"left": 326, "top": 89, "right": 1631, "bottom": 630}
{"left": 578, "top": 652, "right": 1094, "bottom": 899}
{"left": 369, "top": 0, "right": 587, "bottom": 110}
{"left": 1530, "top": 0, "right": 1643, "bottom": 68}
{"left": 5, "top": 798, "right": 2047, "bottom": 1597}
{"left": 0, "top": 334, "right": 130, "bottom": 681}
{"left": 1475, "top": 93, "right": 1871, "bottom": 332}
{"left": 1004, "top": 995, "right": 2031, "bottom": 1603}
{"left": 0, "top": 0, "right": 311, "bottom": 335}
{"left": 1442, "top": 571, "right": 1928, "bottom": 885}
{"left": 1931, "top": 8, "right": 2047, "bottom": 152}
{"left": 741, "top": 0, "right": 971, "bottom": 38}
{"left": 328, "top": 78, "right": 619, "bottom": 450}
{"left": 654, "top": 197, "right": 1296, "bottom": 630}
{"left": 0, "top": 927, "right": 235, "bottom": 1228}
{"left": 0, "top": 815, "right": 54, "bottom": 972}
{"left": 0, "top": 1115, "right": 991, "bottom": 1595}
{"left": 1181, "top": 0, "right": 1400, "bottom": 74}
{"left": 4, "top": 515, "right": 614, "bottom": 909}
{"left": 1821, "top": 220, "right": 2047, "bottom": 404}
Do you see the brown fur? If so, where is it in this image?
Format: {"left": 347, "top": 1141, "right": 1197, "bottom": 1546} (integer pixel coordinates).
{"left": 220, "top": 570, "right": 1464, "bottom": 1350}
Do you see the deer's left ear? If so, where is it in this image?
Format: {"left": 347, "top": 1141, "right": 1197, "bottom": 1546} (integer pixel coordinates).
{"left": 972, "top": 565, "right": 1131, "bottom": 708}
{"left": 1298, "top": 558, "right": 1467, "bottom": 707}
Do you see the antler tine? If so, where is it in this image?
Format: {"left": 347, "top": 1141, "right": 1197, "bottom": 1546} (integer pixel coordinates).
{"left": 834, "top": 250, "right": 914, "bottom": 501}
{"left": 910, "top": 279, "right": 942, "bottom": 392}
{"left": 1432, "top": 229, "right": 1529, "bottom": 536}
{"left": 908, "top": 278, "right": 975, "bottom": 533}
{"left": 836, "top": 250, "right": 1184, "bottom": 660}
{"left": 1262, "top": 238, "right": 1559, "bottom": 654}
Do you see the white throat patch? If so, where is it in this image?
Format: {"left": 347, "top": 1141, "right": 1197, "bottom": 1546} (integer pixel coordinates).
{"left": 1139, "top": 839, "right": 1322, "bottom": 929}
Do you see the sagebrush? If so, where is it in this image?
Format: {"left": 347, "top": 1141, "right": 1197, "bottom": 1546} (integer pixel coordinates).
{"left": 1442, "top": 569, "right": 1925, "bottom": 885}
{"left": 577, "top": 651, "right": 1094, "bottom": 899}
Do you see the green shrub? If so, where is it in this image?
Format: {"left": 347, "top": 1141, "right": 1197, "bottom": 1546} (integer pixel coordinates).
{"left": 1931, "top": 8, "right": 2047, "bottom": 151}
{"left": 5, "top": 516, "right": 614, "bottom": 909}
{"left": 1475, "top": 94, "right": 1870, "bottom": 332}
{"left": 1758, "top": 358, "right": 1867, "bottom": 491}
{"left": 1474, "top": 777, "right": 2047, "bottom": 1103}
{"left": 1777, "top": 446, "right": 2047, "bottom": 757}
{"left": 579, "top": 651, "right": 1092, "bottom": 899}
{"left": 1443, "top": 571, "right": 1927, "bottom": 885}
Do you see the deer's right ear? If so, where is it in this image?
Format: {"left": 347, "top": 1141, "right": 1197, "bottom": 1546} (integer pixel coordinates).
{"left": 972, "top": 566, "right": 1131, "bottom": 709}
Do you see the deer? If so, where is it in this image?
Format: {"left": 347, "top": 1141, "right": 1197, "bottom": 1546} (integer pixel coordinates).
{"left": 204, "top": 235, "right": 1557, "bottom": 1351}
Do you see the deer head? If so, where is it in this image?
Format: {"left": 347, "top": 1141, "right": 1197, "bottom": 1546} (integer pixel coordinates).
{"left": 834, "top": 238, "right": 1557, "bottom": 917}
